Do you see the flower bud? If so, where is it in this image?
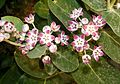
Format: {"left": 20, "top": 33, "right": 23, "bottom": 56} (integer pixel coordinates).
{"left": 42, "top": 56, "right": 51, "bottom": 64}
{"left": 49, "top": 44, "right": 57, "bottom": 53}
{"left": 55, "top": 37, "right": 60, "bottom": 44}
{"left": 0, "top": 20, "right": 5, "bottom": 26}
{"left": 0, "top": 33, "right": 5, "bottom": 42}
{"left": 22, "top": 24, "right": 29, "bottom": 32}
{"left": 4, "top": 33, "right": 10, "bottom": 40}
{"left": 81, "top": 18, "right": 89, "bottom": 24}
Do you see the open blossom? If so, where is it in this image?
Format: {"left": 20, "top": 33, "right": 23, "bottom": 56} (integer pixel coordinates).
{"left": 49, "top": 44, "right": 57, "bottom": 53}
{"left": 39, "top": 26, "right": 55, "bottom": 46}
{"left": 58, "top": 31, "right": 69, "bottom": 46}
{"left": 19, "top": 45, "right": 29, "bottom": 55}
{"left": 92, "top": 46, "right": 104, "bottom": 61}
{"left": 70, "top": 7, "right": 83, "bottom": 20}
{"left": 4, "top": 22, "right": 16, "bottom": 33}
{"left": 81, "top": 21, "right": 100, "bottom": 40}
{"left": 67, "top": 20, "right": 79, "bottom": 32}
{"left": 26, "top": 28, "right": 38, "bottom": 50}
{"left": 71, "top": 34, "right": 89, "bottom": 52}
{"left": 24, "top": 14, "right": 34, "bottom": 24}
{"left": 51, "top": 21, "right": 60, "bottom": 32}
{"left": 82, "top": 54, "right": 91, "bottom": 64}
{"left": 92, "top": 15, "right": 106, "bottom": 27}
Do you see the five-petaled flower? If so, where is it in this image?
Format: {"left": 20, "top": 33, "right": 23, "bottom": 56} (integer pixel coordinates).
{"left": 82, "top": 54, "right": 91, "bottom": 64}
{"left": 58, "top": 31, "right": 69, "bottom": 46}
{"left": 67, "top": 20, "right": 79, "bottom": 32}
{"left": 81, "top": 21, "right": 100, "bottom": 40}
{"left": 71, "top": 34, "right": 89, "bottom": 52}
{"left": 70, "top": 7, "right": 83, "bottom": 20}
{"left": 92, "top": 46, "right": 104, "bottom": 61}
{"left": 92, "top": 15, "right": 106, "bottom": 27}
{"left": 26, "top": 28, "right": 38, "bottom": 50}
{"left": 24, "top": 14, "right": 34, "bottom": 24}
{"left": 38, "top": 26, "right": 55, "bottom": 46}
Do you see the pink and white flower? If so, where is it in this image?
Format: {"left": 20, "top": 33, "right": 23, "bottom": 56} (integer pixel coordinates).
{"left": 81, "top": 21, "right": 99, "bottom": 36}
{"left": 24, "top": 14, "right": 34, "bottom": 24}
{"left": 67, "top": 20, "right": 79, "bottom": 32}
{"left": 26, "top": 28, "right": 38, "bottom": 50}
{"left": 49, "top": 44, "right": 57, "bottom": 53}
{"left": 71, "top": 34, "right": 89, "bottom": 52}
{"left": 42, "top": 56, "right": 51, "bottom": 64}
{"left": 58, "top": 31, "right": 69, "bottom": 46}
{"left": 51, "top": 21, "right": 60, "bottom": 32}
{"left": 92, "top": 46, "right": 104, "bottom": 61}
{"left": 38, "top": 29, "right": 55, "bottom": 46}
{"left": 42, "top": 26, "right": 51, "bottom": 33}
{"left": 4, "top": 22, "right": 16, "bottom": 33}
{"left": 70, "top": 7, "right": 83, "bottom": 20}
{"left": 19, "top": 45, "right": 29, "bottom": 55}
{"left": 82, "top": 54, "right": 91, "bottom": 64}
{"left": 92, "top": 15, "right": 106, "bottom": 27}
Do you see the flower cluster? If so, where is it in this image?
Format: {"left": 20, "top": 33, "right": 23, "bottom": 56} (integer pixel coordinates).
{"left": 68, "top": 7, "right": 106, "bottom": 64}
{"left": 0, "top": 20, "right": 19, "bottom": 42}
{"left": 0, "top": 7, "right": 106, "bottom": 65}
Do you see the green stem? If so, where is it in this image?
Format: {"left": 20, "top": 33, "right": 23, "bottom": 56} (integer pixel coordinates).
{"left": 4, "top": 40, "right": 22, "bottom": 47}
{"left": 32, "top": 23, "right": 36, "bottom": 28}
{"left": 107, "top": 0, "right": 111, "bottom": 9}
{"left": 110, "top": 0, "right": 116, "bottom": 9}
{"left": 88, "top": 64, "right": 104, "bottom": 83}
{"left": 44, "top": 79, "right": 46, "bottom": 84}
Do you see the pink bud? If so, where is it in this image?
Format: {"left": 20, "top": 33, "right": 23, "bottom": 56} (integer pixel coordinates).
{"left": 22, "top": 24, "right": 29, "bottom": 32}
{"left": 55, "top": 37, "right": 60, "bottom": 44}
{"left": 0, "top": 20, "right": 5, "bottom": 26}
{"left": 49, "top": 44, "right": 57, "bottom": 53}
{"left": 42, "top": 56, "right": 51, "bottom": 64}
{"left": 0, "top": 33, "right": 5, "bottom": 42}
{"left": 81, "top": 18, "right": 89, "bottom": 24}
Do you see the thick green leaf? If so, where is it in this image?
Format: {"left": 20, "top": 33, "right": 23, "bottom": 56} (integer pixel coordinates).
{"left": 34, "top": 1, "right": 49, "bottom": 19}
{"left": 44, "top": 64, "right": 57, "bottom": 75}
{"left": 17, "top": 74, "right": 44, "bottom": 84}
{"left": 72, "top": 60, "right": 120, "bottom": 84}
{"left": 82, "top": 0, "right": 106, "bottom": 11}
{"left": 98, "top": 31, "right": 120, "bottom": 63}
{"left": 0, "top": 65, "right": 23, "bottom": 84}
{"left": 102, "top": 9, "right": 120, "bottom": 37}
{"left": 52, "top": 48, "right": 79, "bottom": 72}
{"left": 0, "top": 0, "right": 6, "bottom": 9}
{"left": 1, "top": 16, "right": 24, "bottom": 31}
{"left": 15, "top": 50, "right": 48, "bottom": 78}
{"left": 27, "top": 45, "right": 47, "bottom": 58}
{"left": 48, "top": 0, "right": 79, "bottom": 28}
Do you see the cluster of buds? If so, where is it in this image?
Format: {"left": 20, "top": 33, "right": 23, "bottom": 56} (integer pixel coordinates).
{"left": 0, "top": 20, "right": 19, "bottom": 42}
{"left": 68, "top": 7, "right": 106, "bottom": 64}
